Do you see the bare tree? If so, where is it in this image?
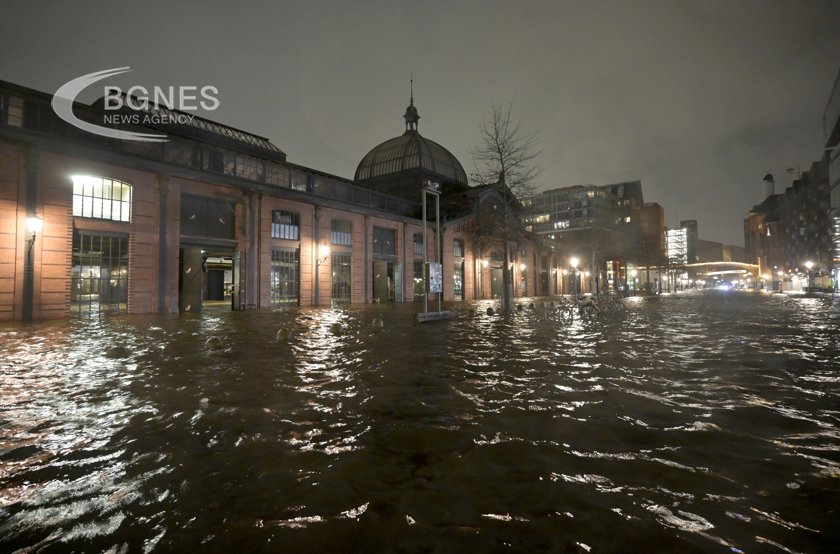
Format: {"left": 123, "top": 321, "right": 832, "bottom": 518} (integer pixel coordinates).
{"left": 470, "top": 101, "right": 542, "bottom": 310}
{"left": 470, "top": 101, "right": 542, "bottom": 199}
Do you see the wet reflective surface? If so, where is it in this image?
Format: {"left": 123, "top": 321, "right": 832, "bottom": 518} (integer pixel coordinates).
{"left": 1, "top": 290, "right": 839, "bottom": 552}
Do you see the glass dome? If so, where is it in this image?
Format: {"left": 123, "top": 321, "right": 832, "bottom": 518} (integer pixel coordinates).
{"left": 354, "top": 130, "right": 468, "bottom": 185}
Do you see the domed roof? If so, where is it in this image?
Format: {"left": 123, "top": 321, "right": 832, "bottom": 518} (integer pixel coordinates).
{"left": 354, "top": 130, "right": 468, "bottom": 185}
{"left": 354, "top": 87, "right": 468, "bottom": 198}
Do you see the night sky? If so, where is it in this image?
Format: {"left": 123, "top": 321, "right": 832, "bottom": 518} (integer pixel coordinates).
{"left": 2, "top": 0, "right": 838, "bottom": 246}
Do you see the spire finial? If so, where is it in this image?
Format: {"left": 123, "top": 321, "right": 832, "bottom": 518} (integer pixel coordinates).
{"left": 403, "top": 74, "right": 420, "bottom": 131}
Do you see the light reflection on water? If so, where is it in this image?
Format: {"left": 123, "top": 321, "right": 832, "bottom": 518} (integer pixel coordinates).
{"left": 1, "top": 290, "right": 839, "bottom": 552}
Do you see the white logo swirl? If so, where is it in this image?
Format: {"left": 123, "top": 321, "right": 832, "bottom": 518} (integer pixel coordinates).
{"left": 51, "top": 67, "right": 168, "bottom": 142}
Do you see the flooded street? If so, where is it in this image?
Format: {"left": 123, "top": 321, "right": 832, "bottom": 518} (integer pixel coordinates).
{"left": 1, "top": 290, "right": 839, "bottom": 552}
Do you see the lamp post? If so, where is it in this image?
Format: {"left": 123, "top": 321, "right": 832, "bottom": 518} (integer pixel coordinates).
{"left": 570, "top": 256, "right": 579, "bottom": 301}
{"left": 23, "top": 215, "right": 43, "bottom": 322}
{"left": 804, "top": 260, "right": 814, "bottom": 292}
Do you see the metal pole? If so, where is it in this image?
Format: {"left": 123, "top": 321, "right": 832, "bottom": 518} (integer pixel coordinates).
{"left": 313, "top": 206, "right": 319, "bottom": 306}
{"left": 436, "top": 190, "right": 441, "bottom": 313}
{"left": 23, "top": 235, "right": 34, "bottom": 322}
{"left": 422, "top": 187, "right": 428, "bottom": 314}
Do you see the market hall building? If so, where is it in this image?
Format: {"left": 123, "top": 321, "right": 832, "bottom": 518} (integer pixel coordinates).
{"left": 0, "top": 80, "right": 542, "bottom": 320}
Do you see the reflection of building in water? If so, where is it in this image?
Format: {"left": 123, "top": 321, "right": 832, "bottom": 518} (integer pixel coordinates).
{"left": 0, "top": 79, "right": 539, "bottom": 320}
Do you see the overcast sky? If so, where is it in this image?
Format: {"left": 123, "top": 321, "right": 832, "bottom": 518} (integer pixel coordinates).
{"left": 2, "top": 0, "right": 838, "bottom": 245}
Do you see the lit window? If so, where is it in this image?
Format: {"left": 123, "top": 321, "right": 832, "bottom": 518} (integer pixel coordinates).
{"left": 453, "top": 239, "right": 464, "bottom": 258}
{"left": 331, "top": 219, "right": 352, "bottom": 246}
{"left": 331, "top": 252, "right": 352, "bottom": 304}
{"left": 72, "top": 176, "right": 132, "bottom": 222}
{"left": 271, "top": 210, "right": 299, "bottom": 240}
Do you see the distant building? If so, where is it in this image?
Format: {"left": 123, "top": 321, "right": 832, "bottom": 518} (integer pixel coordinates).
{"left": 679, "top": 220, "right": 699, "bottom": 263}
{"left": 639, "top": 202, "right": 665, "bottom": 264}
{"left": 522, "top": 180, "right": 646, "bottom": 291}
{"left": 777, "top": 159, "right": 832, "bottom": 274}
{"left": 744, "top": 158, "right": 832, "bottom": 289}
{"left": 665, "top": 227, "right": 687, "bottom": 265}
{"left": 723, "top": 244, "right": 745, "bottom": 263}
{"left": 697, "top": 239, "right": 723, "bottom": 263}
{"left": 825, "top": 66, "right": 840, "bottom": 288}
{"left": 744, "top": 177, "right": 784, "bottom": 278}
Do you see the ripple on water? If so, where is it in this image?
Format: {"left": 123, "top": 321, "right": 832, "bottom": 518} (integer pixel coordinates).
{"left": 0, "top": 292, "right": 838, "bottom": 552}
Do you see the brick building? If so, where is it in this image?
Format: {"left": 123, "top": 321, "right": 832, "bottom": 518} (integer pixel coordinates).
{"left": 0, "top": 80, "right": 538, "bottom": 320}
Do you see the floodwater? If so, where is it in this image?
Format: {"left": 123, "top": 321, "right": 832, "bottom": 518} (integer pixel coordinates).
{"left": 1, "top": 291, "right": 839, "bottom": 553}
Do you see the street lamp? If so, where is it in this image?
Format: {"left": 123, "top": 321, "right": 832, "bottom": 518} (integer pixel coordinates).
{"left": 570, "top": 257, "right": 580, "bottom": 301}
{"left": 27, "top": 216, "right": 43, "bottom": 239}
{"left": 804, "top": 260, "right": 814, "bottom": 292}
{"left": 316, "top": 243, "right": 330, "bottom": 266}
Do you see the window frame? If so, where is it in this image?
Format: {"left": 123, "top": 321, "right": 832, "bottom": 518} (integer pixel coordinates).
{"left": 271, "top": 209, "right": 300, "bottom": 240}
{"left": 71, "top": 176, "right": 132, "bottom": 223}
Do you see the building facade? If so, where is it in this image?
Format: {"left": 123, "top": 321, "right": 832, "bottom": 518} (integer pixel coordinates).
{"left": 825, "top": 67, "right": 840, "bottom": 288}
{"left": 744, "top": 161, "right": 833, "bottom": 290}
{"left": 522, "top": 180, "right": 646, "bottom": 292}
{"left": 0, "top": 80, "right": 540, "bottom": 320}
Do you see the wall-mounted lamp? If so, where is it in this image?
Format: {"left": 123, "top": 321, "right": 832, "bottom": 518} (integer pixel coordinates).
{"left": 481, "top": 260, "right": 488, "bottom": 269}
{"left": 26, "top": 215, "right": 43, "bottom": 241}
{"left": 316, "top": 243, "right": 330, "bottom": 266}
{"left": 519, "top": 263, "right": 526, "bottom": 272}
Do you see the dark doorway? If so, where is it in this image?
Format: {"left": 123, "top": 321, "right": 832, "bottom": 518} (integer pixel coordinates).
{"left": 491, "top": 267, "right": 503, "bottom": 298}
{"left": 179, "top": 247, "right": 237, "bottom": 313}
{"left": 373, "top": 260, "right": 394, "bottom": 303}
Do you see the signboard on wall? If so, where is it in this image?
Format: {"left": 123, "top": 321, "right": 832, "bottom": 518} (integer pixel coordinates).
{"left": 425, "top": 262, "right": 442, "bottom": 293}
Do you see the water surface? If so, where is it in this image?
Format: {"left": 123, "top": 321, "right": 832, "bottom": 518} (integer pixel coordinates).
{"left": 1, "top": 290, "right": 839, "bottom": 552}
